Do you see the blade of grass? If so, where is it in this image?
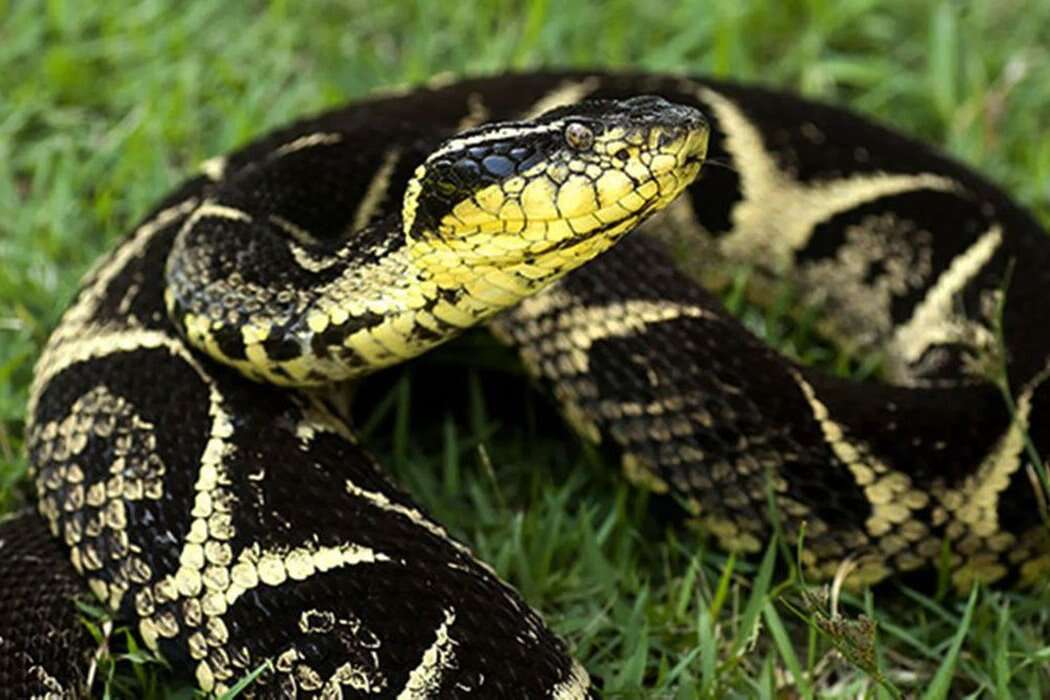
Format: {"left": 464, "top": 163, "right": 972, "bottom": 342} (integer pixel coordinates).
{"left": 921, "top": 585, "right": 980, "bottom": 700}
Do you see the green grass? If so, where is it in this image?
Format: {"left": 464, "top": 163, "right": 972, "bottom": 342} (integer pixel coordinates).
{"left": 3, "top": 1, "right": 1050, "bottom": 697}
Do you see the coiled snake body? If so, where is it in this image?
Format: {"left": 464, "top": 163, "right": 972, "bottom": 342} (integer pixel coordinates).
{"left": 2, "top": 71, "right": 1049, "bottom": 698}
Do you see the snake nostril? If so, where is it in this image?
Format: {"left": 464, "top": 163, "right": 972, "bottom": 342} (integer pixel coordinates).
{"left": 615, "top": 150, "right": 630, "bottom": 162}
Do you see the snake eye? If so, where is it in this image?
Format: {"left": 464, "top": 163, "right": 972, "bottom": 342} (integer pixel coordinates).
{"left": 564, "top": 122, "right": 594, "bottom": 151}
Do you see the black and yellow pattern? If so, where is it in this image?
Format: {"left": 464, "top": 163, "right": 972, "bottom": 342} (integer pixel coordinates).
{"left": 2, "top": 70, "right": 1049, "bottom": 698}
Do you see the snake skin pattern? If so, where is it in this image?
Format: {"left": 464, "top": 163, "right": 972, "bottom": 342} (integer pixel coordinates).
{"left": 2, "top": 70, "right": 1049, "bottom": 698}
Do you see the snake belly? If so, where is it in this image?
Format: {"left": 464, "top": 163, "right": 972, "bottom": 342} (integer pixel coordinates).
{"left": 2, "top": 70, "right": 1049, "bottom": 698}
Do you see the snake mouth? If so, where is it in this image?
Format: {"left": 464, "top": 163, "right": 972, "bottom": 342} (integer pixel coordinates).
{"left": 684, "top": 152, "right": 706, "bottom": 167}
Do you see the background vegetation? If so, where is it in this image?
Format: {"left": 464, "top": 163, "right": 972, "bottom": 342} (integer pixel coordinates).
{"left": 2, "top": 1, "right": 1049, "bottom": 697}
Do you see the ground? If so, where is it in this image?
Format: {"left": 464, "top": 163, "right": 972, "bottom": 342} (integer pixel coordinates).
{"left": 2, "top": 1, "right": 1050, "bottom": 697}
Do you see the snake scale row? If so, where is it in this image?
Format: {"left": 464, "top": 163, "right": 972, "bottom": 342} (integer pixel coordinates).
{"left": 2, "top": 70, "right": 1048, "bottom": 698}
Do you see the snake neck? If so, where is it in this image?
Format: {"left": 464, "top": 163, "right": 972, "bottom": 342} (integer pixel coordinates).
{"left": 288, "top": 233, "right": 522, "bottom": 382}
{"left": 169, "top": 203, "right": 655, "bottom": 388}
{"left": 305, "top": 225, "right": 631, "bottom": 382}
{"left": 167, "top": 212, "right": 553, "bottom": 387}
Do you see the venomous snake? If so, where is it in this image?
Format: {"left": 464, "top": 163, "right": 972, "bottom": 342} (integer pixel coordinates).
{"left": 2, "top": 70, "right": 1049, "bottom": 698}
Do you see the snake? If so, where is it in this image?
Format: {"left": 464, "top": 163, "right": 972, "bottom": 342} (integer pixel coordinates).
{"left": 1, "top": 70, "right": 1048, "bottom": 698}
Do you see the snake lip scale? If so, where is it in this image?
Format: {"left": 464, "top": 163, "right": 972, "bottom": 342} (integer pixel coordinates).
{"left": 2, "top": 69, "right": 1048, "bottom": 698}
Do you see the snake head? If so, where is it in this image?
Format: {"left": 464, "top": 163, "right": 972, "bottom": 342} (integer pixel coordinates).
{"left": 404, "top": 96, "right": 708, "bottom": 288}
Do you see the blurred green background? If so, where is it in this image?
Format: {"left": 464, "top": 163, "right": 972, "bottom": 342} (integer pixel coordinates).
{"left": 2, "top": 1, "right": 1050, "bottom": 697}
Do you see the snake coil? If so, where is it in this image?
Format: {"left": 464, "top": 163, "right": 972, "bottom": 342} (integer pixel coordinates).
{"left": 2, "top": 70, "right": 1049, "bottom": 698}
